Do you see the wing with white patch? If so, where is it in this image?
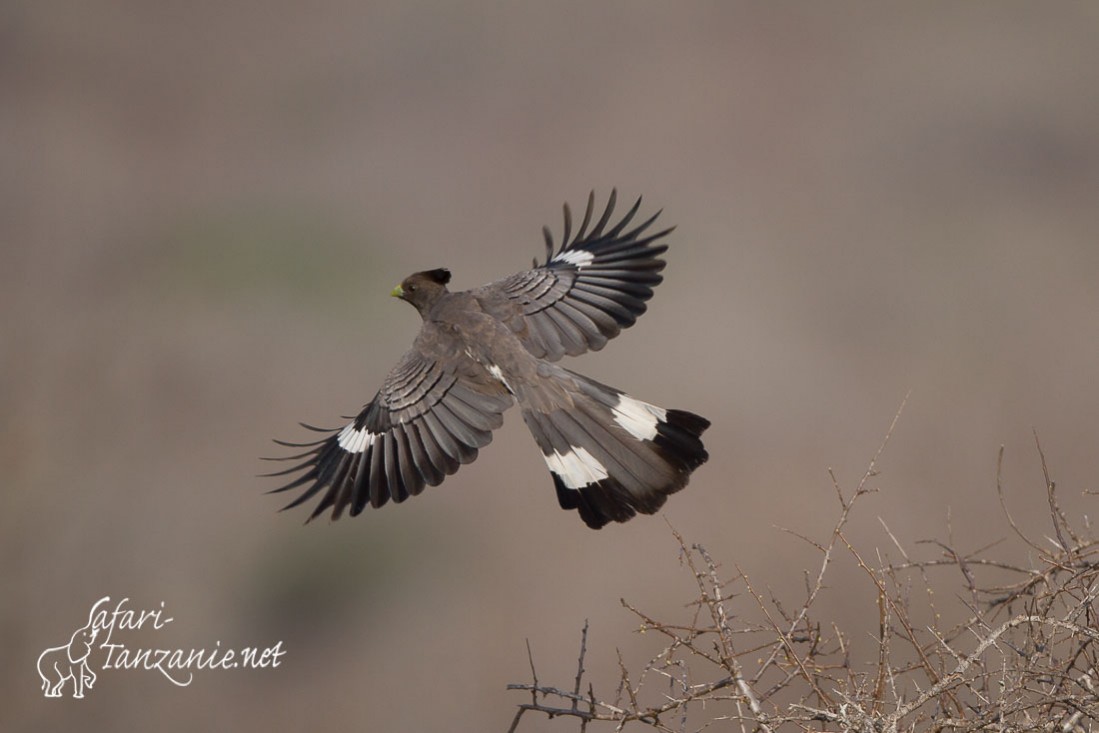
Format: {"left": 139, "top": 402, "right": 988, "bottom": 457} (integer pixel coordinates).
{"left": 265, "top": 336, "right": 514, "bottom": 521}
{"left": 474, "top": 190, "right": 673, "bottom": 362}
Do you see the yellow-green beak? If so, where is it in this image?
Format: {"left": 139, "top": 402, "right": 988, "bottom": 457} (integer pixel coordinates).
{"left": 390, "top": 284, "right": 404, "bottom": 298}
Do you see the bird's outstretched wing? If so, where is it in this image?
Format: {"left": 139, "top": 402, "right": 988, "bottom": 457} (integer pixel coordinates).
{"left": 266, "top": 331, "right": 513, "bottom": 521}
{"left": 474, "top": 190, "right": 673, "bottom": 361}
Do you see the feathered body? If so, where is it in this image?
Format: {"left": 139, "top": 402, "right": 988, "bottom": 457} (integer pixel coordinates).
{"left": 267, "top": 191, "right": 709, "bottom": 528}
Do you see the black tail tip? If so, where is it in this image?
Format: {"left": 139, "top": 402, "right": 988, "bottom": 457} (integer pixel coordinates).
{"left": 553, "top": 474, "right": 642, "bottom": 530}
{"left": 666, "top": 409, "right": 711, "bottom": 436}
{"left": 654, "top": 409, "right": 710, "bottom": 471}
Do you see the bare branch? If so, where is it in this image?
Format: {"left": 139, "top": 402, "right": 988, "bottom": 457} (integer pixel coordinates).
{"left": 508, "top": 405, "right": 1099, "bottom": 732}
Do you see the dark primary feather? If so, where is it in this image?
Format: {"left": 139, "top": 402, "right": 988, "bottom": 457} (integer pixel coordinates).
{"left": 474, "top": 189, "right": 675, "bottom": 361}
{"left": 267, "top": 334, "right": 512, "bottom": 521}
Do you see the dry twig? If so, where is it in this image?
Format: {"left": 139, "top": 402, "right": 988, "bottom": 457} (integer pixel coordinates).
{"left": 508, "top": 408, "right": 1099, "bottom": 731}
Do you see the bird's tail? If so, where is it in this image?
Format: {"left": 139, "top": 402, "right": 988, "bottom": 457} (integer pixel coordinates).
{"left": 518, "top": 369, "right": 710, "bottom": 528}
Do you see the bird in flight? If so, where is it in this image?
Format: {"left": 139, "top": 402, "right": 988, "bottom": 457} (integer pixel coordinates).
{"left": 266, "top": 191, "right": 709, "bottom": 528}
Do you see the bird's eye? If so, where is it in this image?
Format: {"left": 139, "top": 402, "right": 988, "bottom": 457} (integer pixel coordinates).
{"left": 407, "top": 284, "right": 417, "bottom": 292}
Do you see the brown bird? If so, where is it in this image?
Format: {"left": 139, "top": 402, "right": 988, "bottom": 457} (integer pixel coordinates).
{"left": 266, "top": 191, "right": 709, "bottom": 528}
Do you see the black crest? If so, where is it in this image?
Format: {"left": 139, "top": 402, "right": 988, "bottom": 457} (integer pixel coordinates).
{"left": 425, "top": 268, "right": 451, "bottom": 285}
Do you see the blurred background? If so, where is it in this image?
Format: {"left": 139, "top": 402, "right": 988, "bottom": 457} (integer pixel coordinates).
{"left": 5, "top": 2, "right": 1099, "bottom": 730}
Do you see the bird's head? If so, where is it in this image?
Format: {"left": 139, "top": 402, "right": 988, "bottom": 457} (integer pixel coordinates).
{"left": 391, "top": 268, "right": 451, "bottom": 315}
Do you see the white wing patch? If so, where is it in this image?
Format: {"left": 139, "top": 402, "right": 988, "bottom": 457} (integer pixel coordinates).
{"left": 337, "top": 424, "right": 378, "bottom": 453}
{"left": 487, "top": 364, "right": 514, "bottom": 394}
{"left": 612, "top": 394, "right": 667, "bottom": 441}
{"left": 552, "top": 249, "right": 595, "bottom": 268}
{"left": 542, "top": 446, "right": 609, "bottom": 489}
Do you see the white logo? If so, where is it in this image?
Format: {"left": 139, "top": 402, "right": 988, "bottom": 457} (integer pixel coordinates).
{"left": 37, "top": 622, "right": 99, "bottom": 698}
{"left": 38, "top": 597, "right": 286, "bottom": 698}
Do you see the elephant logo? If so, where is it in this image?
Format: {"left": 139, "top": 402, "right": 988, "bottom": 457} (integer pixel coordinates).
{"left": 37, "top": 615, "right": 100, "bottom": 698}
